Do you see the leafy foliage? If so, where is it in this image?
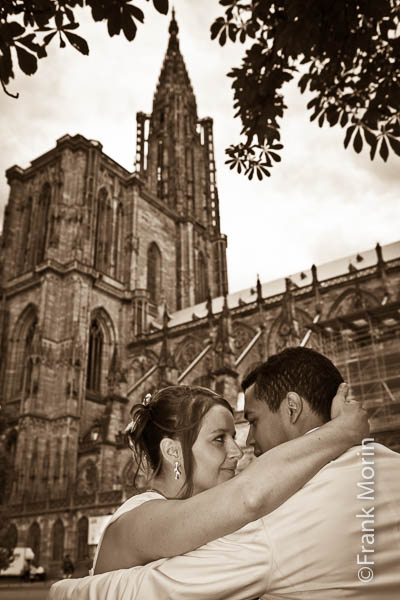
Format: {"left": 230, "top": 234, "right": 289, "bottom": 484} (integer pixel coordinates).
{"left": 0, "top": 0, "right": 169, "bottom": 98}
{"left": 211, "top": 0, "right": 400, "bottom": 179}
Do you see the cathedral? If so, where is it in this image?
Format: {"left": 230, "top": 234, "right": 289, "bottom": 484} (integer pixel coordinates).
{"left": 1, "top": 13, "right": 399, "bottom": 576}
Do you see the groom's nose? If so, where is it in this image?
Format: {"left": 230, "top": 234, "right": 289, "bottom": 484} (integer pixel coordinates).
{"left": 246, "top": 427, "right": 255, "bottom": 449}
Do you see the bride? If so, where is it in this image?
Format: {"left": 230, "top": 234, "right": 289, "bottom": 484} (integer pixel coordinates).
{"left": 50, "top": 383, "right": 368, "bottom": 598}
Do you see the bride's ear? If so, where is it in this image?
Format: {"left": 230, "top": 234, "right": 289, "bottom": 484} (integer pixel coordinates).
{"left": 159, "top": 437, "right": 181, "bottom": 466}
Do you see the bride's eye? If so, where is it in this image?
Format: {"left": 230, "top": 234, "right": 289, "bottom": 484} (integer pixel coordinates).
{"left": 214, "top": 435, "right": 224, "bottom": 443}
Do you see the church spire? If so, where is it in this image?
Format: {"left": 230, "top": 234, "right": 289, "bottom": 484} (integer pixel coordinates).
{"left": 134, "top": 12, "right": 229, "bottom": 308}
{"left": 153, "top": 9, "right": 196, "bottom": 113}
{"left": 169, "top": 6, "right": 178, "bottom": 37}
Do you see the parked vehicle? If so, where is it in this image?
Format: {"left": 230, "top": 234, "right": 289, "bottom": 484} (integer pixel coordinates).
{"left": 29, "top": 563, "right": 46, "bottom": 581}
{"left": 0, "top": 546, "right": 46, "bottom": 580}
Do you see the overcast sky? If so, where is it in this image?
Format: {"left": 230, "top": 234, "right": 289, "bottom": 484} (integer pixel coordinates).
{"left": 0, "top": 0, "right": 398, "bottom": 293}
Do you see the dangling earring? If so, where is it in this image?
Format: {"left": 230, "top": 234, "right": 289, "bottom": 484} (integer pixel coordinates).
{"left": 174, "top": 461, "right": 181, "bottom": 480}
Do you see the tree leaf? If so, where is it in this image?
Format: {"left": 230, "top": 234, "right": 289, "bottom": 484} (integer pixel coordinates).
{"left": 353, "top": 128, "right": 363, "bottom": 153}
{"left": 3, "top": 22, "right": 25, "bottom": 41}
{"left": 344, "top": 125, "right": 356, "bottom": 149}
{"left": 127, "top": 5, "right": 145, "bottom": 23}
{"left": 363, "top": 127, "right": 377, "bottom": 148}
{"left": 307, "top": 97, "right": 318, "bottom": 109}
{"left": 388, "top": 135, "right": 400, "bottom": 156}
{"left": 107, "top": 10, "right": 122, "bottom": 37}
{"left": 210, "top": 18, "right": 224, "bottom": 41}
{"left": 326, "top": 106, "right": 339, "bottom": 127}
{"left": 268, "top": 151, "right": 281, "bottom": 162}
{"left": 122, "top": 14, "right": 137, "bottom": 41}
{"left": 43, "top": 31, "right": 57, "bottom": 45}
{"left": 91, "top": 4, "right": 105, "bottom": 21}
{"left": 15, "top": 45, "right": 37, "bottom": 76}
{"left": 152, "top": 0, "right": 169, "bottom": 15}
{"left": 65, "top": 7, "right": 75, "bottom": 23}
{"left": 55, "top": 11, "right": 63, "bottom": 29}
{"left": 340, "top": 111, "right": 348, "bottom": 127}
{"left": 298, "top": 73, "right": 309, "bottom": 93}
{"left": 63, "top": 23, "right": 80, "bottom": 31}
{"left": 370, "top": 139, "right": 378, "bottom": 161}
{"left": 0, "top": 47, "right": 13, "bottom": 85}
{"left": 228, "top": 24, "right": 237, "bottom": 42}
{"left": 379, "top": 137, "right": 389, "bottom": 161}
{"left": 64, "top": 31, "right": 89, "bottom": 54}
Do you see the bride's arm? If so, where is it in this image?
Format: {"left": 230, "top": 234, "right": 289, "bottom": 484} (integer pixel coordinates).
{"left": 96, "top": 385, "right": 368, "bottom": 572}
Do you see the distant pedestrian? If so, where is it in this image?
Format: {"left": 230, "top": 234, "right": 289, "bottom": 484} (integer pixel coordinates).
{"left": 62, "top": 554, "right": 74, "bottom": 579}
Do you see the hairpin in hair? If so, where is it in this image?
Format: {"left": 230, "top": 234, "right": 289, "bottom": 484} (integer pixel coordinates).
{"left": 142, "top": 393, "right": 152, "bottom": 406}
{"left": 124, "top": 415, "right": 139, "bottom": 435}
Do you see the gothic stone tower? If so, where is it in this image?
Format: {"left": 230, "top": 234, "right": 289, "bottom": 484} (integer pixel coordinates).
{"left": 0, "top": 13, "right": 228, "bottom": 574}
{"left": 135, "top": 12, "right": 228, "bottom": 310}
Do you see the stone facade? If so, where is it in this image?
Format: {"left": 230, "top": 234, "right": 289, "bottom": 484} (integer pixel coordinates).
{"left": 1, "top": 13, "right": 399, "bottom": 577}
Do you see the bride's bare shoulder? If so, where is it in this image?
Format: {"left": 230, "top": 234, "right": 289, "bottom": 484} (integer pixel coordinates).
{"left": 94, "top": 492, "right": 167, "bottom": 573}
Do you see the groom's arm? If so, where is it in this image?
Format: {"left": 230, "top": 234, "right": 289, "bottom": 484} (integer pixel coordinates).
{"left": 49, "top": 520, "right": 272, "bottom": 600}
{"left": 136, "top": 519, "right": 272, "bottom": 600}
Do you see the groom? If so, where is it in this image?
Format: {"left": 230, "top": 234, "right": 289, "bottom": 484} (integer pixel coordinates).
{"left": 134, "top": 347, "right": 400, "bottom": 598}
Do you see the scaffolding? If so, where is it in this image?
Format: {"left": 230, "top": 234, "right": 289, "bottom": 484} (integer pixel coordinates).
{"left": 307, "top": 302, "right": 400, "bottom": 449}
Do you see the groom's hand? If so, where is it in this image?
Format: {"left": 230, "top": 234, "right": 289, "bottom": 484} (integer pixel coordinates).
{"left": 331, "top": 383, "right": 370, "bottom": 443}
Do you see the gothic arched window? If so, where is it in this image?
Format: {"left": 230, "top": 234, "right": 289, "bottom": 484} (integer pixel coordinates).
{"left": 20, "top": 317, "right": 37, "bottom": 396}
{"left": 77, "top": 517, "right": 89, "bottom": 560}
{"left": 35, "top": 183, "right": 51, "bottom": 265}
{"left": 113, "top": 202, "right": 124, "bottom": 281}
{"left": 29, "top": 438, "right": 38, "bottom": 481}
{"left": 63, "top": 438, "right": 69, "bottom": 480}
{"left": 157, "top": 140, "right": 163, "bottom": 198}
{"left": 27, "top": 522, "right": 41, "bottom": 564}
{"left": 147, "top": 243, "right": 161, "bottom": 304}
{"left": 86, "top": 319, "right": 103, "bottom": 392}
{"left": 51, "top": 519, "right": 64, "bottom": 561}
{"left": 19, "top": 197, "right": 32, "bottom": 273}
{"left": 95, "top": 188, "right": 113, "bottom": 274}
{"left": 6, "top": 429, "right": 17, "bottom": 462}
{"left": 54, "top": 438, "right": 61, "bottom": 480}
{"left": 42, "top": 439, "right": 50, "bottom": 482}
{"left": 195, "top": 252, "right": 208, "bottom": 304}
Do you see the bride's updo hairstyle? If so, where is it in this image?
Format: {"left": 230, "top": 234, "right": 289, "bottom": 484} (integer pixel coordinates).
{"left": 126, "top": 385, "right": 234, "bottom": 498}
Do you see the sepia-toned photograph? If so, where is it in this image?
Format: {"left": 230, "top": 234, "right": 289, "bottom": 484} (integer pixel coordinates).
{"left": 0, "top": 1, "right": 399, "bottom": 598}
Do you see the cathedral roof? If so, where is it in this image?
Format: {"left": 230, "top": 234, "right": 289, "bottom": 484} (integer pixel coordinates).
{"left": 168, "top": 240, "right": 400, "bottom": 328}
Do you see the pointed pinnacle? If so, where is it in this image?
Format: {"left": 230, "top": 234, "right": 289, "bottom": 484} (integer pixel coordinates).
{"left": 169, "top": 6, "right": 178, "bottom": 36}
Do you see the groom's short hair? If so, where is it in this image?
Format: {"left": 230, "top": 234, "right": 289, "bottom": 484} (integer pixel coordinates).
{"left": 241, "top": 347, "right": 343, "bottom": 422}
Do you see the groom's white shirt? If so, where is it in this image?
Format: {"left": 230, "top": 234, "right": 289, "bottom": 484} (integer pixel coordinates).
{"left": 50, "top": 442, "right": 400, "bottom": 600}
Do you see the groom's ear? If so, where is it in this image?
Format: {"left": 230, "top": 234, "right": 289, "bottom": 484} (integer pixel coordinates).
{"left": 284, "top": 392, "right": 303, "bottom": 424}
